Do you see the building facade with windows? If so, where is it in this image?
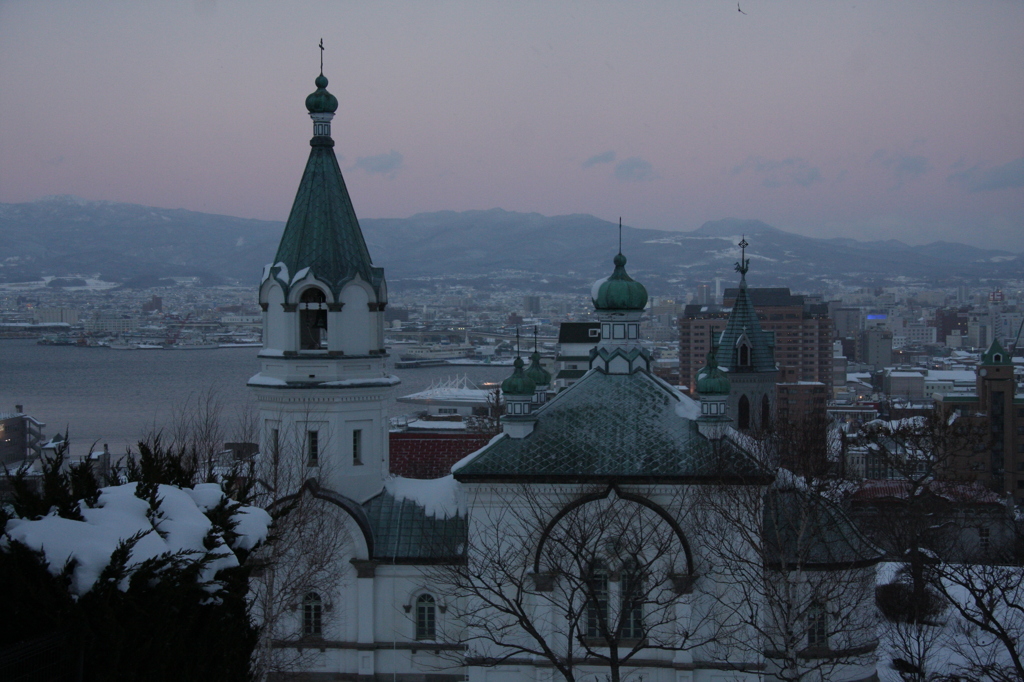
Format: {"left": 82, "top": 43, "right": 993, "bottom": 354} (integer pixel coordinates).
{"left": 254, "top": 69, "right": 883, "bottom": 682}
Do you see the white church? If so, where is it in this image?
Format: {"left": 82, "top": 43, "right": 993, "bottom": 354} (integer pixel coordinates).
{"left": 249, "top": 68, "right": 883, "bottom": 682}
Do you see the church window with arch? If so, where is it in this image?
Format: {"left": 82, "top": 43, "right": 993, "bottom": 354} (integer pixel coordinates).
{"left": 738, "top": 343, "right": 751, "bottom": 367}
{"left": 738, "top": 395, "right": 751, "bottom": 430}
{"left": 415, "top": 594, "right": 436, "bottom": 640}
{"left": 806, "top": 600, "right": 828, "bottom": 648}
{"left": 303, "top": 592, "right": 323, "bottom": 637}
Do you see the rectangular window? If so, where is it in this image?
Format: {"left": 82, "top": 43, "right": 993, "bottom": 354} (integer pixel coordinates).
{"left": 620, "top": 567, "right": 644, "bottom": 640}
{"left": 307, "top": 430, "right": 319, "bottom": 466}
{"left": 586, "top": 567, "right": 609, "bottom": 639}
{"left": 271, "top": 428, "right": 280, "bottom": 465}
{"left": 353, "top": 429, "right": 363, "bottom": 465}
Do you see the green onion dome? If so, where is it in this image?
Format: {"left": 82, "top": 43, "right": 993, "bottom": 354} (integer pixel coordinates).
{"left": 696, "top": 350, "right": 731, "bottom": 396}
{"left": 525, "top": 350, "right": 552, "bottom": 387}
{"left": 501, "top": 357, "right": 536, "bottom": 396}
{"left": 592, "top": 253, "right": 648, "bottom": 311}
{"left": 305, "top": 73, "right": 339, "bottom": 114}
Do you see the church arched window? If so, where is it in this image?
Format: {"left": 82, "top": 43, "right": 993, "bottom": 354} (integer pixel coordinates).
{"left": 738, "top": 343, "right": 751, "bottom": 367}
{"left": 302, "top": 592, "right": 323, "bottom": 637}
{"left": 299, "top": 287, "right": 328, "bottom": 350}
{"left": 738, "top": 395, "right": 750, "bottom": 430}
{"left": 806, "top": 600, "right": 828, "bottom": 648}
{"left": 415, "top": 594, "right": 436, "bottom": 640}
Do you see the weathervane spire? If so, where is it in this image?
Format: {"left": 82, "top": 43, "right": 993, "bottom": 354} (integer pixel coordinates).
{"left": 533, "top": 325, "right": 538, "bottom": 352}
{"left": 618, "top": 217, "right": 623, "bottom": 254}
{"left": 516, "top": 326, "right": 521, "bottom": 358}
{"left": 735, "top": 235, "right": 750, "bottom": 276}
{"left": 319, "top": 38, "right": 324, "bottom": 74}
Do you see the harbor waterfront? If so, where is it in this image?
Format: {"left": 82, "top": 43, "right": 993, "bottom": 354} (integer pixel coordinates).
{"left": 0, "top": 339, "right": 511, "bottom": 455}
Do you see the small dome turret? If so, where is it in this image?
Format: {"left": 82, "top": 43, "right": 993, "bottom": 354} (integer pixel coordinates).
{"left": 592, "top": 253, "right": 648, "bottom": 311}
{"left": 525, "top": 350, "right": 551, "bottom": 387}
{"left": 501, "top": 357, "right": 536, "bottom": 396}
{"left": 696, "top": 349, "right": 730, "bottom": 396}
{"left": 305, "top": 73, "right": 339, "bottom": 114}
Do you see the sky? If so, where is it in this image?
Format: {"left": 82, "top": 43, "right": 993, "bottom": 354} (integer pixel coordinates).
{"left": 1, "top": 1, "right": 1022, "bottom": 250}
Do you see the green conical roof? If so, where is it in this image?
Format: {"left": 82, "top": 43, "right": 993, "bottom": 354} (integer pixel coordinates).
{"left": 592, "top": 253, "right": 648, "bottom": 311}
{"left": 305, "top": 73, "right": 339, "bottom": 114}
{"left": 525, "top": 350, "right": 551, "bottom": 386}
{"left": 502, "top": 357, "right": 536, "bottom": 396}
{"left": 716, "top": 271, "right": 775, "bottom": 373}
{"left": 696, "top": 349, "right": 730, "bottom": 396}
{"left": 981, "top": 338, "right": 1012, "bottom": 366}
{"left": 271, "top": 74, "right": 383, "bottom": 299}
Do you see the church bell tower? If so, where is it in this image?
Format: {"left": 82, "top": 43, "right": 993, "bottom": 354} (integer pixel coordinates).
{"left": 249, "top": 60, "right": 398, "bottom": 502}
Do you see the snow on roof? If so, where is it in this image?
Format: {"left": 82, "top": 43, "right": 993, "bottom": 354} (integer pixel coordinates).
{"left": 450, "top": 432, "right": 506, "bottom": 473}
{"left": 4, "top": 482, "right": 270, "bottom": 597}
{"left": 384, "top": 475, "right": 465, "bottom": 519}
{"left": 406, "top": 420, "right": 467, "bottom": 431}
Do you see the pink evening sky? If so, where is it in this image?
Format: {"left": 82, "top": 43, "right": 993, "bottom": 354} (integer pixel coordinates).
{"left": 1, "top": 1, "right": 1022, "bottom": 249}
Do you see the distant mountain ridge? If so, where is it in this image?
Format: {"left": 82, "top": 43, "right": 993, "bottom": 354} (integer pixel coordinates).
{"left": 0, "top": 197, "right": 1019, "bottom": 294}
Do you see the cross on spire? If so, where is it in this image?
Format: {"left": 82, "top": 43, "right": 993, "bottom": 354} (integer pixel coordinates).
{"left": 516, "top": 326, "right": 521, "bottom": 358}
{"left": 735, "top": 235, "right": 750, "bottom": 276}
{"left": 533, "top": 325, "right": 538, "bottom": 352}
{"left": 618, "top": 217, "right": 623, "bottom": 254}
{"left": 319, "top": 38, "right": 324, "bottom": 74}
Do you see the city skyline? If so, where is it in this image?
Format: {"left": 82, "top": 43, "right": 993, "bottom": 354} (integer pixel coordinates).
{"left": 1, "top": 1, "right": 1022, "bottom": 250}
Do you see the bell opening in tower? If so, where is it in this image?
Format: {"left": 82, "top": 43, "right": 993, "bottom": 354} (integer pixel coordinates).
{"left": 299, "top": 287, "right": 328, "bottom": 350}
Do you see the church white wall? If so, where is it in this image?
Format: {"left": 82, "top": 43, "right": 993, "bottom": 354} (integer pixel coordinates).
{"left": 252, "top": 386, "right": 392, "bottom": 503}
{"left": 264, "top": 283, "right": 290, "bottom": 352}
{"left": 340, "top": 283, "right": 372, "bottom": 355}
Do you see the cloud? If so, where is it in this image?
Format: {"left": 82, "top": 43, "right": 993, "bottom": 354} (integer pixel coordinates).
{"left": 730, "top": 157, "right": 823, "bottom": 189}
{"left": 582, "top": 151, "right": 616, "bottom": 168}
{"left": 354, "top": 150, "right": 403, "bottom": 177}
{"left": 948, "top": 157, "right": 1024, "bottom": 192}
{"left": 869, "top": 149, "right": 931, "bottom": 187}
{"left": 614, "top": 157, "right": 656, "bottom": 182}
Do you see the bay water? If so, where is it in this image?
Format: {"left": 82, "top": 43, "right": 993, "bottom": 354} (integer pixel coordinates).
{"left": 0, "top": 339, "right": 511, "bottom": 455}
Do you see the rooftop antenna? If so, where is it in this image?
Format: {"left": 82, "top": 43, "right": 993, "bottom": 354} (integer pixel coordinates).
{"left": 319, "top": 38, "right": 324, "bottom": 74}
{"left": 618, "top": 217, "right": 623, "bottom": 254}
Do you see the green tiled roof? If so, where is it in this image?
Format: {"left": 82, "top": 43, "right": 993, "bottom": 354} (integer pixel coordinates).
{"left": 696, "top": 349, "right": 730, "bottom": 396}
{"left": 526, "top": 350, "right": 552, "bottom": 387}
{"left": 763, "top": 488, "right": 883, "bottom": 569}
{"left": 501, "top": 356, "right": 536, "bottom": 396}
{"left": 454, "top": 369, "right": 770, "bottom": 482}
{"left": 716, "top": 275, "right": 776, "bottom": 373}
{"left": 592, "top": 253, "right": 648, "bottom": 311}
{"left": 363, "top": 492, "right": 466, "bottom": 562}
{"left": 981, "top": 338, "right": 1012, "bottom": 365}
{"left": 271, "top": 136, "right": 384, "bottom": 299}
